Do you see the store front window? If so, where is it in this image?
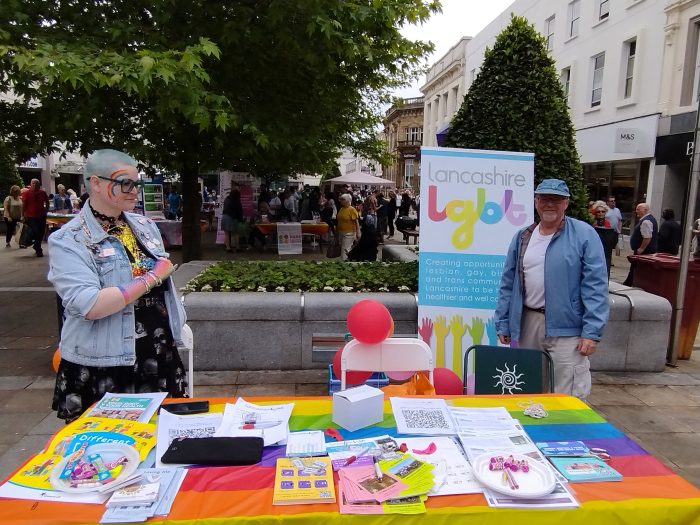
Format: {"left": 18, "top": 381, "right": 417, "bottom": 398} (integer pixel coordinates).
{"left": 583, "top": 159, "right": 649, "bottom": 233}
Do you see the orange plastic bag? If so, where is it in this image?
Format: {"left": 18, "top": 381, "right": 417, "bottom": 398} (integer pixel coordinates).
{"left": 381, "top": 371, "right": 435, "bottom": 396}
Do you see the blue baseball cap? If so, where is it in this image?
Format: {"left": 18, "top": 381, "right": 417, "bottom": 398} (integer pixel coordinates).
{"left": 535, "top": 179, "right": 570, "bottom": 197}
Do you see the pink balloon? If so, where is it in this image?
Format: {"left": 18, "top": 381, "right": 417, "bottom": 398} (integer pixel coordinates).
{"left": 385, "top": 370, "right": 415, "bottom": 381}
{"left": 433, "top": 367, "right": 463, "bottom": 395}
{"left": 346, "top": 300, "right": 393, "bottom": 344}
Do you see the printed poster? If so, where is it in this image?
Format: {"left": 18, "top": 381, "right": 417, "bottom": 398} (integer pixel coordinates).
{"left": 418, "top": 147, "right": 534, "bottom": 382}
{"left": 277, "top": 222, "right": 303, "bottom": 255}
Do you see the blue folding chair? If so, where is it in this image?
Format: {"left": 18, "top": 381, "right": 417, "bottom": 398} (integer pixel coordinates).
{"left": 463, "top": 345, "right": 554, "bottom": 395}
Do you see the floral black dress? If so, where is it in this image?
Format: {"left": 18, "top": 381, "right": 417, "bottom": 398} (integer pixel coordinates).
{"left": 52, "top": 221, "right": 187, "bottom": 422}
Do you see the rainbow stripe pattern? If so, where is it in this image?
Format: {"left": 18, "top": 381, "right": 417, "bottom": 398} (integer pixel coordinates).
{"left": 1, "top": 394, "right": 699, "bottom": 525}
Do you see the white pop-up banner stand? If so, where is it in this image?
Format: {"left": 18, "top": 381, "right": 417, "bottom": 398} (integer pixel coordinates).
{"left": 417, "top": 147, "right": 534, "bottom": 385}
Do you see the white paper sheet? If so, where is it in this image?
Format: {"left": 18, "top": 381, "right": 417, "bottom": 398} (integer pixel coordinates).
{"left": 214, "top": 398, "right": 293, "bottom": 446}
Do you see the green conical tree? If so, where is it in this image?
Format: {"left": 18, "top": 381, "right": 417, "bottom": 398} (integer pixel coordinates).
{"left": 445, "top": 15, "right": 588, "bottom": 220}
{"left": 0, "top": 144, "right": 23, "bottom": 203}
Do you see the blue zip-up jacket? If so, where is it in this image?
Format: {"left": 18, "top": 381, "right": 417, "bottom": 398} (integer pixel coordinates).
{"left": 495, "top": 217, "right": 609, "bottom": 342}
{"left": 48, "top": 201, "right": 186, "bottom": 367}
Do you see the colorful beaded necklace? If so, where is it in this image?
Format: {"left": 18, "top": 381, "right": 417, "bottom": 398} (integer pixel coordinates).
{"left": 93, "top": 214, "right": 155, "bottom": 277}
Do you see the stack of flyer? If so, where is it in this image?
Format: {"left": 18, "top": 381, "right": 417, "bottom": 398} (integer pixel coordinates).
{"left": 536, "top": 441, "right": 622, "bottom": 483}
{"left": 100, "top": 467, "right": 186, "bottom": 523}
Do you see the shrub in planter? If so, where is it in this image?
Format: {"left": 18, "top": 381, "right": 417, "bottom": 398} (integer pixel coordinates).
{"left": 183, "top": 261, "right": 418, "bottom": 293}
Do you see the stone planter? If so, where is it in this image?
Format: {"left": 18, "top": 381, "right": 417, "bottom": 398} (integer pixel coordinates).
{"left": 178, "top": 264, "right": 672, "bottom": 373}
{"left": 184, "top": 291, "right": 417, "bottom": 371}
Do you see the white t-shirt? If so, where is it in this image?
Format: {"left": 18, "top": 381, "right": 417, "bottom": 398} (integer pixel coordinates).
{"left": 523, "top": 225, "right": 555, "bottom": 309}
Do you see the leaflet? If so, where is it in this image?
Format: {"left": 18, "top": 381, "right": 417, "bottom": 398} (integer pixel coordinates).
{"left": 390, "top": 398, "right": 456, "bottom": 435}
{"left": 214, "top": 398, "right": 293, "bottom": 446}
{"left": 87, "top": 392, "right": 167, "bottom": 423}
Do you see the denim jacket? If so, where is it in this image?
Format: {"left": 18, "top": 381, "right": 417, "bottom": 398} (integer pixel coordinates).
{"left": 495, "top": 217, "right": 609, "bottom": 342}
{"left": 48, "top": 202, "right": 186, "bottom": 367}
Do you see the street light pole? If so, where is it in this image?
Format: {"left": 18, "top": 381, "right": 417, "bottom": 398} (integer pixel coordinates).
{"left": 669, "top": 106, "right": 700, "bottom": 365}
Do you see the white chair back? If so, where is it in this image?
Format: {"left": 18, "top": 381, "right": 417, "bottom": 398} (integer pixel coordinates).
{"left": 340, "top": 337, "right": 434, "bottom": 390}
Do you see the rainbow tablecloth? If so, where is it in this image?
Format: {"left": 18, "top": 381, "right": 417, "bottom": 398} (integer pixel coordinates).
{"left": 1, "top": 394, "right": 699, "bottom": 525}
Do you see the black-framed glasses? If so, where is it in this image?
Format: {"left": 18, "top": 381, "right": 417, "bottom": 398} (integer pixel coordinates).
{"left": 93, "top": 175, "right": 145, "bottom": 193}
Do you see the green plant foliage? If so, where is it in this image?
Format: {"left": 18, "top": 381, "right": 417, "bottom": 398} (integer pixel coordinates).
{"left": 184, "top": 261, "right": 418, "bottom": 293}
{"left": 445, "top": 15, "right": 588, "bottom": 220}
{"left": 1, "top": 1, "right": 440, "bottom": 260}
{"left": 0, "top": 143, "right": 23, "bottom": 200}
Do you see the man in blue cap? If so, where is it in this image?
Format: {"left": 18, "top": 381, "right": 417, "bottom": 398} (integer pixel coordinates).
{"left": 495, "top": 179, "right": 609, "bottom": 400}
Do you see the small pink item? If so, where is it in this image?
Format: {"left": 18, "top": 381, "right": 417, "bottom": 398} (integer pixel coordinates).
{"left": 411, "top": 442, "right": 437, "bottom": 455}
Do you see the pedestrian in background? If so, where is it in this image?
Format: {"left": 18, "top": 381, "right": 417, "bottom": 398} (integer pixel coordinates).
{"left": 495, "top": 179, "right": 608, "bottom": 401}
{"left": 222, "top": 189, "right": 244, "bottom": 253}
{"left": 20, "top": 178, "right": 49, "bottom": 257}
{"left": 387, "top": 190, "right": 397, "bottom": 238}
{"left": 52, "top": 184, "right": 73, "bottom": 214}
{"left": 591, "top": 200, "right": 614, "bottom": 277}
{"left": 336, "top": 193, "right": 359, "bottom": 260}
{"left": 623, "top": 203, "right": 657, "bottom": 286}
{"left": 3, "top": 185, "right": 22, "bottom": 248}
{"left": 658, "top": 208, "right": 682, "bottom": 255}
{"left": 605, "top": 196, "right": 622, "bottom": 255}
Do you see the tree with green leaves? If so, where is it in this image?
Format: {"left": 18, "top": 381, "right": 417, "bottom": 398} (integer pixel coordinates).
{"left": 445, "top": 15, "right": 588, "bottom": 220}
{"left": 1, "top": 1, "right": 439, "bottom": 260}
{"left": 0, "top": 143, "right": 23, "bottom": 201}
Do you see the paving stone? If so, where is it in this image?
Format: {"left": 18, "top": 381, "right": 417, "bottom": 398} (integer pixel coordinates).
{"left": 628, "top": 432, "right": 700, "bottom": 468}
{"left": 235, "top": 384, "right": 297, "bottom": 397}
{"left": 0, "top": 376, "right": 38, "bottom": 390}
{"left": 622, "top": 385, "right": 700, "bottom": 407}
{"left": 587, "top": 385, "right": 645, "bottom": 406}
{"left": 296, "top": 384, "right": 329, "bottom": 397}
{"left": 658, "top": 406, "right": 700, "bottom": 432}
{"left": 26, "top": 376, "right": 57, "bottom": 390}
{"left": 597, "top": 405, "right": 694, "bottom": 434}
{"left": 0, "top": 337, "right": 19, "bottom": 349}
{"left": 0, "top": 349, "right": 55, "bottom": 376}
{"left": 0, "top": 413, "right": 47, "bottom": 447}
{"left": 0, "top": 389, "right": 54, "bottom": 414}
{"left": 668, "top": 385, "right": 700, "bottom": 404}
{"left": 592, "top": 371, "right": 700, "bottom": 386}
{"left": 0, "top": 435, "right": 52, "bottom": 482}
{"left": 28, "top": 412, "right": 64, "bottom": 436}
{"left": 5, "top": 336, "right": 59, "bottom": 350}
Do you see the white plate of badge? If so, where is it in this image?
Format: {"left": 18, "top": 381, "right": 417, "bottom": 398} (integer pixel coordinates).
{"left": 50, "top": 443, "right": 140, "bottom": 493}
{"left": 471, "top": 451, "right": 556, "bottom": 498}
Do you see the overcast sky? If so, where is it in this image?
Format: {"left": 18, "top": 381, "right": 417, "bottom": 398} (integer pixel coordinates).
{"left": 393, "top": 0, "right": 515, "bottom": 98}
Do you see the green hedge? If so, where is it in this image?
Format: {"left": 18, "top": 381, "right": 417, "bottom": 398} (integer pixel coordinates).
{"left": 184, "top": 261, "right": 418, "bottom": 293}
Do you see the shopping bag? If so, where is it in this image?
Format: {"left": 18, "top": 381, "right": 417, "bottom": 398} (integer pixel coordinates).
{"left": 326, "top": 235, "right": 341, "bottom": 258}
{"left": 13, "top": 222, "right": 23, "bottom": 246}
{"left": 380, "top": 371, "right": 435, "bottom": 396}
{"left": 18, "top": 222, "right": 33, "bottom": 248}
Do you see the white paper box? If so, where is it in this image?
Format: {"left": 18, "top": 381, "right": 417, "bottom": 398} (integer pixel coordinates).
{"left": 332, "top": 384, "right": 384, "bottom": 432}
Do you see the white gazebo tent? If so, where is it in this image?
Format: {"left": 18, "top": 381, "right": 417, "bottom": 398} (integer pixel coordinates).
{"left": 328, "top": 173, "right": 396, "bottom": 189}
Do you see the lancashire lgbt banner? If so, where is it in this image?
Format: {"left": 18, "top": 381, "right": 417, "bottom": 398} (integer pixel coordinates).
{"left": 418, "top": 147, "right": 534, "bottom": 380}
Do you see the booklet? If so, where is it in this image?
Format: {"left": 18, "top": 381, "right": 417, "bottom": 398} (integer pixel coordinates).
{"left": 0, "top": 417, "right": 156, "bottom": 504}
{"left": 272, "top": 456, "right": 336, "bottom": 505}
{"left": 87, "top": 392, "right": 167, "bottom": 423}
{"left": 106, "top": 481, "right": 160, "bottom": 507}
{"left": 536, "top": 441, "right": 590, "bottom": 457}
{"left": 549, "top": 456, "right": 623, "bottom": 482}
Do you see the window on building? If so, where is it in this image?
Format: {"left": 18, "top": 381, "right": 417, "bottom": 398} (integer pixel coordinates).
{"left": 591, "top": 52, "right": 605, "bottom": 107}
{"left": 568, "top": 0, "right": 580, "bottom": 38}
{"left": 545, "top": 15, "right": 555, "bottom": 50}
{"left": 598, "top": 0, "right": 610, "bottom": 21}
{"left": 404, "top": 159, "right": 414, "bottom": 186}
{"left": 405, "top": 127, "right": 422, "bottom": 143}
{"left": 561, "top": 67, "right": 571, "bottom": 99}
{"left": 624, "top": 39, "right": 636, "bottom": 99}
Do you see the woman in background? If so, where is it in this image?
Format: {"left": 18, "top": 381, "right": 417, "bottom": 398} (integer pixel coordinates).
{"left": 3, "top": 185, "right": 22, "bottom": 247}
